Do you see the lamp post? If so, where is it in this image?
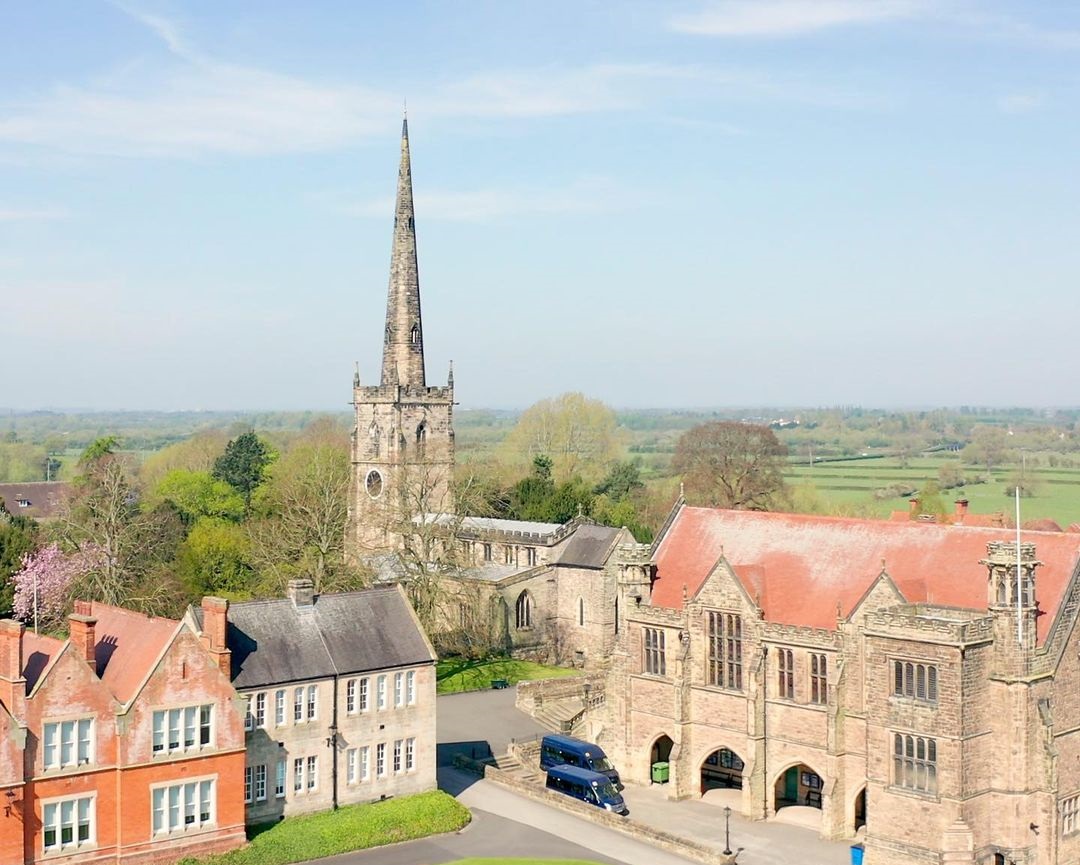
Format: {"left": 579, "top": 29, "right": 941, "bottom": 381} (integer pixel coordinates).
{"left": 723, "top": 805, "right": 733, "bottom": 855}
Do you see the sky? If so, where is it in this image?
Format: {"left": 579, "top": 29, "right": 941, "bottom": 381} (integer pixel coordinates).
{"left": 2, "top": 1, "right": 1079, "bottom": 411}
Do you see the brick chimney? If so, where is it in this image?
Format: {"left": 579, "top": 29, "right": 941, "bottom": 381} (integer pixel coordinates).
{"left": 288, "top": 579, "right": 315, "bottom": 608}
{"left": 200, "top": 597, "right": 231, "bottom": 678}
{"left": 0, "top": 619, "right": 27, "bottom": 720}
{"left": 68, "top": 613, "right": 98, "bottom": 675}
{"left": 954, "top": 498, "right": 969, "bottom": 522}
{"left": 908, "top": 497, "right": 920, "bottom": 515}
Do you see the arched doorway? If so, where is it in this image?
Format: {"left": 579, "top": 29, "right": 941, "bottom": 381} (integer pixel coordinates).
{"left": 651, "top": 734, "right": 674, "bottom": 765}
{"left": 649, "top": 735, "right": 674, "bottom": 786}
{"left": 853, "top": 786, "right": 866, "bottom": 832}
{"left": 774, "top": 763, "right": 824, "bottom": 812}
{"left": 701, "top": 748, "right": 745, "bottom": 793}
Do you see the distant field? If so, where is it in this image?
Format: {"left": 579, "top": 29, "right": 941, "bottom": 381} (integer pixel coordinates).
{"left": 786, "top": 456, "right": 1080, "bottom": 528}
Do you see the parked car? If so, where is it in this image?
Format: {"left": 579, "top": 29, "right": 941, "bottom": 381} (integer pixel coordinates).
{"left": 539, "top": 733, "right": 622, "bottom": 789}
{"left": 545, "top": 764, "right": 627, "bottom": 814}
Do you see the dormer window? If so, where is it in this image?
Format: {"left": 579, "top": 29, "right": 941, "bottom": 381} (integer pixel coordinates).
{"left": 17, "top": 497, "right": 30, "bottom": 508}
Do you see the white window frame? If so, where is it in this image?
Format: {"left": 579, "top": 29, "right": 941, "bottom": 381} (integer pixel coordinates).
{"left": 275, "top": 759, "right": 286, "bottom": 799}
{"left": 152, "top": 705, "right": 213, "bottom": 756}
{"left": 293, "top": 688, "right": 304, "bottom": 723}
{"left": 306, "top": 755, "right": 318, "bottom": 791}
{"left": 376, "top": 742, "right": 386, "bottom": 777}
{"left": 359, "top": 677, "right": 369, "bottom": 711}
{"left": 43, "top": 718, "right": 94, "bottom": 770}
{"left": 254, "top": 764, "right": 267, "bottom": 802}
{"left": 406, "top": 670, "right": 416, "bottom": 705}
{"left": 346, "top": 748, "right": 357, "bottom": 785}
{"left": 394, "top": 672, "right": 404, "bottom": 708}
{"left": 42, "top": 793, "right": 95, "bottom": 853}
{"left": 254, "top": 692, "right": 266, "bottom": 729}
{"left": 307, "top": 685, "right": 318, "bottom": 721}
{"left": 360, "top": 745, "right": 370, "bottom": 781}
{"left": 244, "top": 766, "right": 253, "bottom": 803}
{"left": 406, "top": 737, "right": 415, "bottom": 772}
{"left": 346, "top": 679, "right": 357, "bottom": 714}
{"left": 275, "top": 690, "right": 286, "bottom": 726}
{"left": 151, "top": 778, "right": 215, "bottom": 836}
{"left": 377, "top": 675, "right": 387, "bottom": 710}
{"left": 393, "top": 739, "right": 402, "bottom": 773}
{"left": 293, "top": 757, "right": 304, "bottom": 793}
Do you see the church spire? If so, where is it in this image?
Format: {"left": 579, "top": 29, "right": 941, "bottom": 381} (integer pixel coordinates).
{"left": 380, "top": 113, "right": 426, "bottom": 388}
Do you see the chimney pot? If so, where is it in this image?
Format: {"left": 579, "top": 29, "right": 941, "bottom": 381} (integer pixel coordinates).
{"left": 288, "top": 579, "right": 315, "bottom": 607}
{"left": 955, "top": 498, "right": 969, "bottom": 521}
{"left": 909, "top": 497, "right": 920, "bottom": 514}
{"left": 68, "top": 613, "right": 98, "bottom": 674}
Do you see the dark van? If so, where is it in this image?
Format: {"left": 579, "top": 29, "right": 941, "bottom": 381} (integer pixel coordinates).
{"left": 545, "top": 764, "right": 627, "bottom": 814}
{"left": 540, "top": 734, "right": 622, "bottom": 789}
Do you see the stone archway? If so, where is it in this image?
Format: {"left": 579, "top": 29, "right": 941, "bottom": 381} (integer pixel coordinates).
{"left": 701, "top": 747, "right": 745, "bottom": 794}
{"left": 651, "top": 734, "right": 674, "bottom": 765}
{"left": 853, "top": 785, "right": 866, "bottom": 833}
{"left": 772, "top": 763, "right": 824, "bottom": 816}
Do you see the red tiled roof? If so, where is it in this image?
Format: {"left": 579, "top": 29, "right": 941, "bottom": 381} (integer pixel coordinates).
{"left": 21, "top": 632, "right": 64, "bottom": 691}
{"left": 85, "top": 602, "right": 179, "bottom": 703}
{"left": 652, "top": 507, "right": 1080, "bottom": 644}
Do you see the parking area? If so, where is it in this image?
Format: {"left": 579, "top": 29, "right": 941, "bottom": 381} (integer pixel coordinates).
{"left": 436, "top": 688, "right": 548, "bottom": 766}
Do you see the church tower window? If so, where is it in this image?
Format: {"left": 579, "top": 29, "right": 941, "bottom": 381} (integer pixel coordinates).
{"left": 365, "top": 470, "right": 384, "bottom": 499}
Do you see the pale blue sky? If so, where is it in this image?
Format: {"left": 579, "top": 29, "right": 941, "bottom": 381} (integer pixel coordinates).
{"left": 2, "top": 1, "right": 1078, "bottom": 410}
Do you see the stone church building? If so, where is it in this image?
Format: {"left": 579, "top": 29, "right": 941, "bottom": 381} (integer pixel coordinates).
{"left": 346, "top": 120, "right": 1080, "bottom": 864}
{"left": 344, "top": 118, "right": 630, "bottom": 666}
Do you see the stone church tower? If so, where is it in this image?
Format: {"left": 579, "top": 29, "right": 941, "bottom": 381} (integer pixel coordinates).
{"left": 347, "top": 117, "right": 455, "bottom": 555}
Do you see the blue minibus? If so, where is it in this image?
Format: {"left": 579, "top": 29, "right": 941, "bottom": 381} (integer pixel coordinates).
{"left": 539, "top": 734, "right": 622, "bottom": 789}
{"left": 545, "top": 764, "right": 627, "bottom": 814}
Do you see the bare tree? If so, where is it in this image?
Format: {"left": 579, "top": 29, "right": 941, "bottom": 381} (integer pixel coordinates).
{"left": 673, "top": 421, "right": 788, "bottom": 510}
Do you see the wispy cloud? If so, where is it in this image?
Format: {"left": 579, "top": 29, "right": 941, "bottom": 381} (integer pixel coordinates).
{"left": 997, "top": 91, "right": 1047, "bottom": 114}
{"left": 0, "top": 206, "right": 68, "bottom": 221}
{"left": 0, "top": 6, "right": 875, "bottom": 160}
{"left": 670, "top": 0, "right": 923, "bottom": 37}
{"left": 339, "top": 177, "right": 634, "bottom": 222}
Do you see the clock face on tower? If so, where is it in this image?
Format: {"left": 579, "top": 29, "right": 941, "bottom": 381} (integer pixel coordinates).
{"left": 365, "top": 469, "right": 384, "bottom": 499}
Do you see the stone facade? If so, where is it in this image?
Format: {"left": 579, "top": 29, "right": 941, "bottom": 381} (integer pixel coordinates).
{"left": 594, "top": 503, "right": 1080, "bottom": 865}
{"left": 348, "top": 117, "right": 454, "bottom": 556}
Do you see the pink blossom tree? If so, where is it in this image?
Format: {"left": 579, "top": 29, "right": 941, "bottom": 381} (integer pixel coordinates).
{"left": 13, "top": 544, "right": 100, "bottom": 631}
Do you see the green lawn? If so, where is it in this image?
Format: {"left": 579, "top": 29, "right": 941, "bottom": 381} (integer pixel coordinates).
{"left": 176, "top": 790, "right": 469, "bottom": 865}
{"left": 785, "top": 456, "right": 1080, "bottom": 528}
{"left": 437, "top": 657, "right": 580, "bottom": 694}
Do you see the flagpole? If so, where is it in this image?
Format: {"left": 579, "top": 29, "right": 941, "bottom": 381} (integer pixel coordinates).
{"left": 1016, "top": 485, "right": 1022, "bottom": 647}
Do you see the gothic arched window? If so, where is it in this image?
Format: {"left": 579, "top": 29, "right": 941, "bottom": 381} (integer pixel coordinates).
{"left": 369, "top": 422, "right": 381, "bottom": 458}
{"left": 410, "top": 325, "right": 420, "bottom": 345}
{"left": 515, "top": 591, "right": 532, "bottom": 630}
{"left": 416, "top": 422, "right": 427, "bottom": 457}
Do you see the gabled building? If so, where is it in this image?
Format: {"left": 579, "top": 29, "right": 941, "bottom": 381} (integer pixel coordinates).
{"left": 601, "top": 502, "right": 1080, "bottom": 865}
{"left": 0, "top": 601, "right": 246, "bottom": 864}
{"left": 185, "top": 581, "right": 437, "bottom": 824}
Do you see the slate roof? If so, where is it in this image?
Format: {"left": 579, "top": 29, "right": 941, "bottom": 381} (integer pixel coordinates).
{"left": 0, "top": 482, "right": 70, "bottom": 520}
{"left": 554, "top": 524, "right": 621, "bottom": 569}
{"left": 653, "top": 507, "right": 1080, "bottom": 645}
{"left": 195, "top": 585, "right": 435, "bottom": 690}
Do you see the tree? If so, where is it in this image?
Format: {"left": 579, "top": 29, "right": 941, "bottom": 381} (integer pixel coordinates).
{"left": 248, "top": 440, "right": 352, "bottom": 594}
{"left": 57, "top": 438, "right": 180, "bottom": 611}
{"left": 176, "top": 518, "right": 254, "bottom": 599}
{"left": 964, "top": 426, "right": 1011, "bottom": 480}
{"left": 913, "top": 481, "right": 947, "bottom": 519}
{"left": 501, "top": 392, "right": 623, "bottom": 482}
{"left": 139, "top": 430, "right": 230, "bottom": 493}
{"left": 213, "top": 432, "right": 273, "bottom": 506}
{"left": 12, "top": 543, "right": 101, "bottom": 632}
{"left": 0, "top": 501, "right": 40, "bottom": 615}
{"left": 672, "top": 421, "right": 788, "bottom": 510}
{"left": 153, "top": 470, "right": 245, "bottom": 523}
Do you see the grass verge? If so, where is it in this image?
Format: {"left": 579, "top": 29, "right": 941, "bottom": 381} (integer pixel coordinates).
{"left": 177, "top": 790, "right": 470, "bottom": 865}
{"left": 437, "top": 657, "right": 580, "bottom": 694}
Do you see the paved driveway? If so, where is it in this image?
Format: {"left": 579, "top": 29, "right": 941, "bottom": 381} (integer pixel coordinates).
{"left": 437, "top": 688, "right": 548, "bottom": 765}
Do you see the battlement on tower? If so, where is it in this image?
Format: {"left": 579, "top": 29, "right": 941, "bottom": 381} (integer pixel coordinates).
{"left": 353, "top": 383, "right": 454, "bottom": 404}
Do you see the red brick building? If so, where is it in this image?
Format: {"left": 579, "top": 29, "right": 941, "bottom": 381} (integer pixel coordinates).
{"left": 0, "top": 601, "right": 246, "bottom": 864}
